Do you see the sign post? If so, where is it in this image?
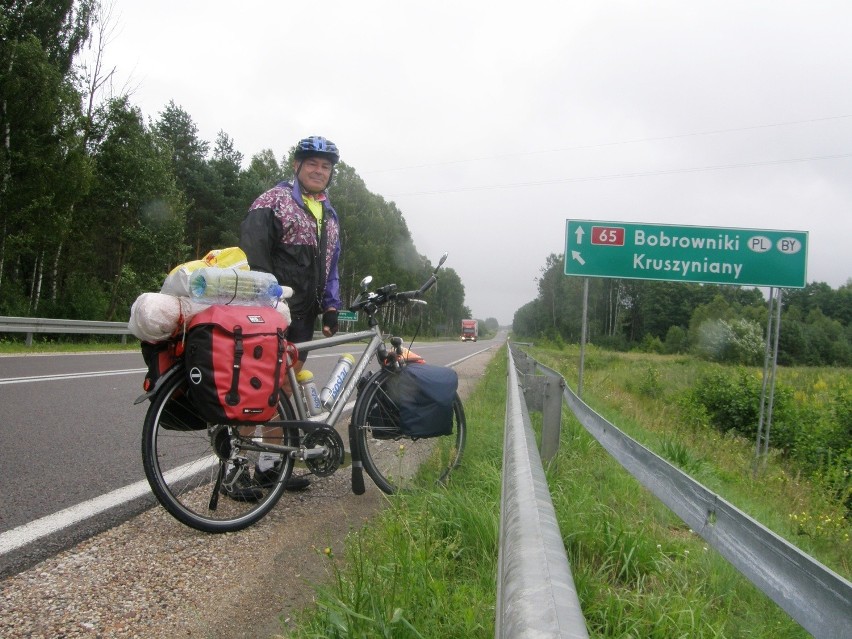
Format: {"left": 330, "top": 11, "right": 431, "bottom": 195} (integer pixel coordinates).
{"left": 564, "top": 220, "right": 807, "bottom": 288}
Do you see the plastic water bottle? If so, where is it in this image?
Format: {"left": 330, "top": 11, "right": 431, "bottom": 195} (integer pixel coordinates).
{"left": 320, "top": 353, "right": 355, "bottom": 409}
{"left": 297, "top": 369, "right": 323, "bottom": 416}
{"left": 189, "top": 268, "right": 283, "bottom": 306}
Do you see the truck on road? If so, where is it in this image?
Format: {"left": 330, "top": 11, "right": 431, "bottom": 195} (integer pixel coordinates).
{"left": 460, "top": 319, "right": 478, "bottom": 342}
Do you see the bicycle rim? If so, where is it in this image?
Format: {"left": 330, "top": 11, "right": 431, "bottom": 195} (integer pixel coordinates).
{"left": 354, "top": 369, "right": 466, "bottom": 494}
{"left": 141, "top": 373, "right": 297, "bottom": 533}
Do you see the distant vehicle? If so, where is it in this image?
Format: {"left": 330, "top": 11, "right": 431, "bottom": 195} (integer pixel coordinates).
{"left": 460, "top": 319, "right": 478, "bottom": 342}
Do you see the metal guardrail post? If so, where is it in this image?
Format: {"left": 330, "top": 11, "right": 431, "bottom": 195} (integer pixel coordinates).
{"left": 496, "top": 348, "right": 589, "bottom": 639}
{"left": 514, "top": 343, "right": 564, "bottom": 464}
{"left": 540, "top": 373, "right": 563, "bottom": 463}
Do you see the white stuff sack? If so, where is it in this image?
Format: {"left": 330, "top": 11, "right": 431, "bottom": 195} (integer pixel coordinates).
{"left": 129, "top": 290, "right": 293, "bottom": 341}
{"left": 128, "top": 293, "right": 208, "bottom": 342}
{"left": 274, "top": 287, "right": 293, "bottom": 325}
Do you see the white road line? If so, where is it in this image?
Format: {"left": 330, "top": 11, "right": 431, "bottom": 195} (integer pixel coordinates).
{"left": 0, "top": 480, "right": 152, "bottom": 554}
{"left": 447, "top": 344, "right": 494, "bottom": 368}
{"left": 0, "top": 459, "right": 216, "bottom": 555}
{"left": 0, "top": 369, "right": 146, "bottom": 385}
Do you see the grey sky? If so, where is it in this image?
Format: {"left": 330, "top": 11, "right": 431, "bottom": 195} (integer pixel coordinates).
{"left": 102, "top": 0, "right": 852, "bottom": 325}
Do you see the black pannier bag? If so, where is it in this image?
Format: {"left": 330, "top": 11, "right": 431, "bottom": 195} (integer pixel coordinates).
{"left": 140, "top": 339, "right": 206, "bottom": 431}
{"left": 388, "top": 364, "right": 458, "bottom": 438}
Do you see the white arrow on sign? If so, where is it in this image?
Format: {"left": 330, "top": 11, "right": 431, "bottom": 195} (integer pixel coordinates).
{"left": 575, "top": 226, "right": 585, "bottom": 245}
{"left": 571, "top": 250, "right": 585, "bottom": 266}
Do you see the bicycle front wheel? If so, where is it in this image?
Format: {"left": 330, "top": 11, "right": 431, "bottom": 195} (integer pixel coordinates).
{"left": 141, "top": 370, "right": 297, "bottom": 533}
{"left": 353, "top": 369, "right": 467, "bottom": 494}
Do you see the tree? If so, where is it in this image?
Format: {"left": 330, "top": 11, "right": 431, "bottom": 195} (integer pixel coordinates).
{"left": 210, "top": 130, "right": 245, "bottom": 246}
{"left": 74, "top": 97, "right": 185, "bottom": 319}
{"left": 153, "top": 101, "right": 217, "bottom": 256}
{"left": 0, "top": 0, "right": 95, "bottom": 313}
{"left": 241, "top": 148, "right": 283, "bottom": 199}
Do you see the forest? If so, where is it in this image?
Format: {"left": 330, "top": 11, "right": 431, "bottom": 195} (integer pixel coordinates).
{"left": 0, "top": 1, "right": 477, "bottom": 338}
{"left": 513, "top": 253, "right": 852, "bottom": 367}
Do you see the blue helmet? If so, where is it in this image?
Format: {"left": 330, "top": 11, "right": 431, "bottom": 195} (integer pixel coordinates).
{"left": 294, "top": 136, "right": 340, "bottom": 164}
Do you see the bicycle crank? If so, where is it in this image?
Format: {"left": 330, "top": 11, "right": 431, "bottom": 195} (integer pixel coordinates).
{"left": 298, "top": 427, "right": 345, "bottom": 477}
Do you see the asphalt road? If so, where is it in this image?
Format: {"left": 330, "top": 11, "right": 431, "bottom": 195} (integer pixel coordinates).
{"left": 0, "top": 336, "right": 493, "bottom": 577}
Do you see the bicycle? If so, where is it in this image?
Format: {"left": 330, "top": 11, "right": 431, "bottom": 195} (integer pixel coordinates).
{"left": 138, "top": 254, "right": 466, "bottom": 533}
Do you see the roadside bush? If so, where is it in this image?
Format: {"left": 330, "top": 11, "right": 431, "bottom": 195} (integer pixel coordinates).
{"left": 635, "top": 334, "right": 664, "bottom": 354}
{"left": 694, "top": 318, "right": 764, "bottom": 365}
{"left": 687, "top": 367, "right": 797, "bottom": 449}
{"left": 689, "top": 368, "right": 763, "bottom": 437}
{"left": 663, "top": 325, "right": 688, "bottom": 354}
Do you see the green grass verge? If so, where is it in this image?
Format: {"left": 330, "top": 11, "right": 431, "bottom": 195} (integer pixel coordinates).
{"left": 283, "top": 352, "right": 507, "bottom": 639}
{"left": 0, "top": 337, "right": 139, "bottom": 354}
{"left": 282, "top": 345, "right": 849, "bottom": 638}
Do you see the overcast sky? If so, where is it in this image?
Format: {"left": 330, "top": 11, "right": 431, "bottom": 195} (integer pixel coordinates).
{"left": 99, "top": 0, "right": 852, "bottom": 325}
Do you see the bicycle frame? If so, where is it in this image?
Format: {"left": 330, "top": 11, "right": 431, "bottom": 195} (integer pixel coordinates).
{"left": 285, "top": 325, "right": 386, "bottom": 425}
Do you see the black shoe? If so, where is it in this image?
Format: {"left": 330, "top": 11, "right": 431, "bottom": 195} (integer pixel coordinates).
{"left": 255, "top": 464, "right": 311, "bottom": 491}
{"left": 254, "top": 463, "right": 283, "bottom": 488}
{"left": 221, "top": 467, "right": 264, "bottom": 502}
{"left": 283, "top": 474, "right": 311, "bottom": 491}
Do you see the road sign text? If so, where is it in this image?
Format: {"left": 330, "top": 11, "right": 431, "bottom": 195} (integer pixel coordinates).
{"left": 564, "top": 220, "right": 808, "bottom": 288}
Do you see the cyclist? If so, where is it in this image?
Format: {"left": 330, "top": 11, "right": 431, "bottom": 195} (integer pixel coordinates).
{"left": 233, "top": 135, "right": 343, "bottom": 498}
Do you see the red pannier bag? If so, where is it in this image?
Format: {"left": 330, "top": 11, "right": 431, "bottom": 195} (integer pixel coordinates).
{"left": 183, "top": 305, "right": 294, "bottom": 424}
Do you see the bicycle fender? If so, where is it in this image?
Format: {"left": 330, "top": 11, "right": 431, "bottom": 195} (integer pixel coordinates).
{"left": 349, "top": 420, "right": 366, "bottom": 495}
{"left": 134, "top": 363, "right": 186, "bottom": 405}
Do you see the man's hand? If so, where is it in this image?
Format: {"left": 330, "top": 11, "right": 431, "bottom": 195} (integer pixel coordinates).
{"left": 322, "top": 309, "right": 339, "bottom": 337}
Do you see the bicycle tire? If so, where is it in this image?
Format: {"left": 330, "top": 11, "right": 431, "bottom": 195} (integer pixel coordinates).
{"left": 141, "top": 370, "right": 297, "bottom": 533}
{"left": 353, "top": 368, "right": 466, "bottom": 494}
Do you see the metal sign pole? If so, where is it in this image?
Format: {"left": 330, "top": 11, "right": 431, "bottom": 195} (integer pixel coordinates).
{"left": 761, "top": 288, "right": 784, "bottom": 465}
{"left": 754, "top": 287, "right": 783, "bottom": 471}
{"left": 754, "top": 288, "right": 775, "bottom": 471}
{"left": 578, "top": 278, "right": 589, "bottom": 397}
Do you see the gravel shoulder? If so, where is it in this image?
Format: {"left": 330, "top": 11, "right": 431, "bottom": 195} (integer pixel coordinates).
{"left": 0, "top": 348, "right": 497, "bottom": 639}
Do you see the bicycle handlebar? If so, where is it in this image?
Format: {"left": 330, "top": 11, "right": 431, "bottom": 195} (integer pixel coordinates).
{"left": 348, "top": 253, "right": 447, "bottom": 314}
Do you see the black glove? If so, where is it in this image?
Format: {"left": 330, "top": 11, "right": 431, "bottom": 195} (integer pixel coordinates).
{"left": 322, "top": 309, "right": 339, "bottom": 336}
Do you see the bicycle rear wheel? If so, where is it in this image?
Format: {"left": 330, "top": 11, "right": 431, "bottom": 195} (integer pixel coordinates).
{"left": 141, "top": 370, "right": 297, "bottom": 533}
{"left": 353, "top": 368, "right": 466, "bottom": 494}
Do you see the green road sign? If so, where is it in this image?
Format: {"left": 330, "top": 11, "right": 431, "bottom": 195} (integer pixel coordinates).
{"left": 564, "top": 220, "right": 808, "bottom": 288}
{"left": 338, "top": 310, "right": 357, "bottom": 322}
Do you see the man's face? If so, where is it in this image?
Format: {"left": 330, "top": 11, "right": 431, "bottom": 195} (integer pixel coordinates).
{"left": 296, "top": 156, "right": 334, "bottom": 193}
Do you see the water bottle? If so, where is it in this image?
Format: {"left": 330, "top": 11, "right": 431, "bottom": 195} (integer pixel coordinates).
{"left": 320, "top": 353, "right": 355, "bottom": 409}
{"left": 297, "top": 369, "right": 323, "bottom": 416}
{"left": 189, "top": 268, "right": 283, "bottom": 306}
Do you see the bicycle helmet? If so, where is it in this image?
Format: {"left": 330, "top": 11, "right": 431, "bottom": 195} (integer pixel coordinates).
{"left": 294, "top": 136, "right": 340, "bottom": 164}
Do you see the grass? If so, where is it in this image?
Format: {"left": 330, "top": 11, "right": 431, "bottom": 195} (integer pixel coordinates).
{"left": 0, "top": 336, "right": 139, "bottom": 354}
{"left": 283, "top": 354, "right": 507, "bottom": 638}
{"left": 281, "top": 344, "right": 849, "bottom": 638}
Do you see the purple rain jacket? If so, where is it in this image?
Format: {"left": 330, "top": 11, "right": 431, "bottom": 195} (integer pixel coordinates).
{"left": 239, "top": 179, "right": 341, "bottom": 318}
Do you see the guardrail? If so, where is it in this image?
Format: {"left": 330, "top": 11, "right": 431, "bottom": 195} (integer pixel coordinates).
{"left": 496, "top": 347, "right": 589, "bottom": 638}
{"left": 0, "top": 316, "right": 131, "bottom": 347}
{"left": 506, "top": 344, "right": 852, "bottom": 639}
